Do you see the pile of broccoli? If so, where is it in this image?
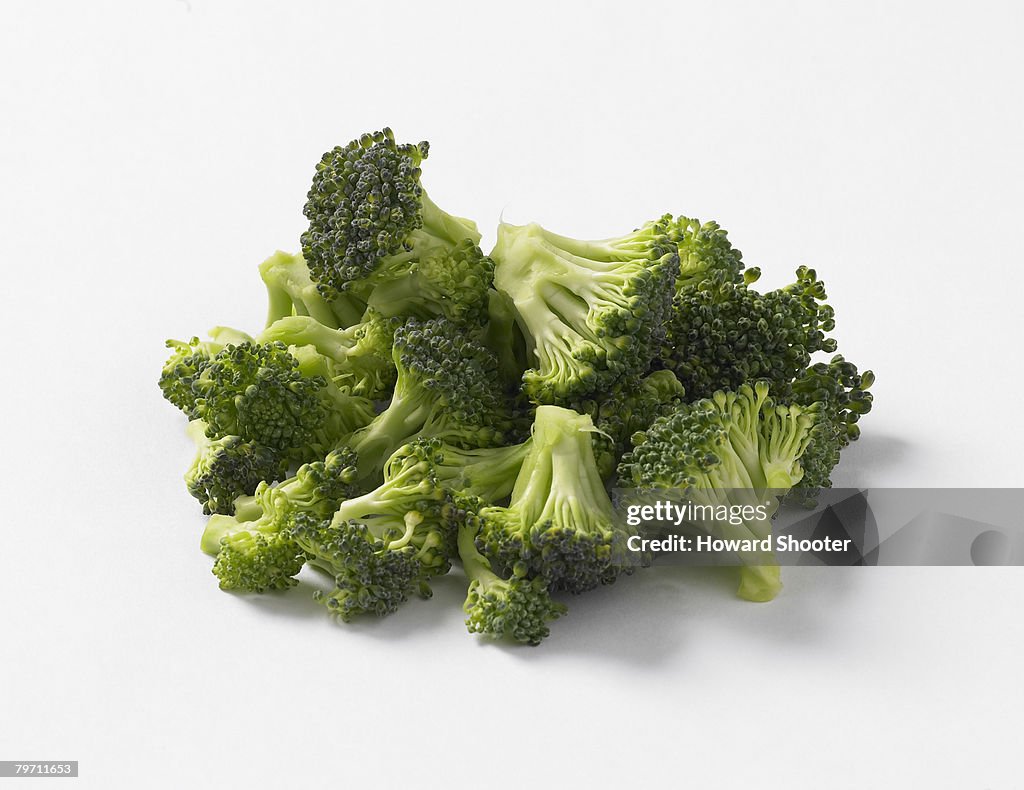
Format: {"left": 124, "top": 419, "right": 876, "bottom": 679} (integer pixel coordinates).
{"left": 160, "top": 127, "right": 873, "bottom": 645}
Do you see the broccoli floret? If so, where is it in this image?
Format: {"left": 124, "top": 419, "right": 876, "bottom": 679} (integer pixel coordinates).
{"left": 344, "top": 317, "right": 516, "bottom": 486}
{"left": 301, "top": 128, "right": 481, "bottom": 300}
{"left": 204, "top": 513, "right": 309, "bottom": 593}
{"left": 364, "top": 239, "right": 495, "bottom": 324}
{"left": 159, "top": 327, "right": 254, "bottom": 417}
{"left": 784, "top": 355, "right": 874, "bottom": 504}
{"left": 259, "top": 250, "right": 367, "bottom": 330}
{"left": 671, "top": 217, "right": 750, "bottom": 292}
{"left": 191, "top": 340, "right": 375, "bottom": 463}
{"left": 258, "top": 312, "right": 399, "bottom": 400}
{"left": 200, "top": 448, "right": 362, "bottom": 592}
{"left": 566, "top": 369, "right": 685, "bottom": 480}
{"left": 491, "top": 216, "right": 681, "bottom": 403}
{"left": 428, "top": 441, "right": 532, "bottom": 504}
{"left": 660, "top": 266, "right": 837, "bottom": 401}
{"left": 477, "top": 405, "right": 632, "bottom": 593}
{"left": 457, "top": 498, "right": 566, "bottom": 645}
{"left": 618, "top": 381, "right": 820, "bottom": 602}
{"left": 183, "top": 419, "right": 287, "bottom": 515}
{"left": 291, "top": 441, "right": 455, "bottom": 620}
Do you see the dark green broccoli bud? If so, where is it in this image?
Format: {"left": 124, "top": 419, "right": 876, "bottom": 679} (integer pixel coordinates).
{"left": 618, "top": 381, "right": 820, "bottom": 602}
{"left": 492, "top": 215, "right": 681, "bottom": 403}
{"left": 566, "top": 369, "right": 685, "bottom": 480}
{"left": 660, "top": 266, "right": 837, "bottom": 401}
{"left": 200, "top": 448, "right": 362, "bottom": 593}
{"left": 670, "top": 217, "right": 750, "bottom": 292}
{"left": 345, "top": 317, "right": 517, "bottom": 486}
{"left": 183, "top": 419, "right": 287, "bottom": 515}
{"left": 159, "top": 328, "right": 253, "bottom": 417}
{"left": 365, "top": 239, "right": 495, "bottom": 325}
{"left": 301, "top": 128, "right": 481, "bottom": 299}
{"left": 291, "top": 441, "right": 455, "bottom": 620}
{"left": 191, "top": 340, "right": 375, "bottom": 462}
{"left": 478, "top": 406, "right": 633, "bottom": 594}
{"left": 259, "top": 250, "right": 367, "bottom": 330}
{"left": 457, "top": 498, "right": 565, "bottom": 645}
{"left": 784, "top": 355, "right": 874, "bottom": 504}
{"left": 293, "top": 514, "right": 421, "bottom": 620}
{"left": 206, "top": 513, "right": 308, "bottom": 593}
{"left": 258, "top": 311, "right": 399, "bottom": 400}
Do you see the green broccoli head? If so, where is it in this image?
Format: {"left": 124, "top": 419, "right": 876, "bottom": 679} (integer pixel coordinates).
{"left": 301, "top": 128, "right": 480, "bottom": 300}
{"left": 292, "top": 514, "right": 422, "bottom": 621}
{"left": 205, "top": 512, "right": 308, "bottom": 593}
{"left": 366, "top": 239, "right": 495, "bottom": 325}
{"left": 191, "top": 340, "right": 374, "bottom": 462}
{"left": 784, "top": 355, "right": 874, "bottom": 504}
{"left": 291, "top": 441, "right": 458, "bottom": 620}
{"left": 159, "top": 328, "right": 255, "bottom": 417}
{"left": 670, "top": 216, "right": 749, "bottom": 292}
{"left": 660, "top": 266, "right": 837, "bottom": 401}
{"left": 619, "top": 381, "right": 817, "bottom": 492}
{"left": 183, "top": 420, "right": 287, "bottom": 515}
{"left": 618, "top": 381, "right": 821, "bottom": 602}
{"left": 456, "top": 498, "right": 565, "bottom": 646}
{"left": 566, "top": 369, "right": 685, "bottom": 480}
{"left": 346, "top": 317, "right": 517, "bottom": 486}
{"left": 492, "top": 215, "right": 681, "bottom": 403}
{"left": 258, "top": 311, "right": 399, "bottom": 400}
{"left": 199, "top": 448, "right": 362, "bottom": 593}
{"left": 477, "top": 405, "right": 633, "bottom": 594}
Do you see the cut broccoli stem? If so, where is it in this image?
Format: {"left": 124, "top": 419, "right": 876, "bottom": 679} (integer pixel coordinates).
{"left": 201, "top": 514, "right": 246, "bottom": 556}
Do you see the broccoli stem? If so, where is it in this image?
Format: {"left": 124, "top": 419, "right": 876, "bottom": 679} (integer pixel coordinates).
{"left": 366, "top": 274, "right": 438, "bottom": 317}
{"left": 258, "top": 317, "right": 356, "bottom": 363}
{"left": 348, "top": 395, "right": 432, "bottom": 483}
{"left": 201, "top": 514, "right": 249, "bottom": 556}
{"left": 418, "top": 191, "right": 480, "bottom": 247}
{"left": 457, "top": 517, "right": 496, "bottom": 588}
{"left": 738, "top": 565, "right": 782, "bottom": 603}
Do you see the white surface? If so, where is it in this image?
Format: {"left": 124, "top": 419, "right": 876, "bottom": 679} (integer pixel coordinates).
{"left": 2, "top": 1, "right": 1023, "bottom": 787}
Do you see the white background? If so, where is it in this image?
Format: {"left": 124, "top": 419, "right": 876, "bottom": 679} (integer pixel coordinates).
{"left": 2, "top": 1, "right": 1022, "bottom": 787}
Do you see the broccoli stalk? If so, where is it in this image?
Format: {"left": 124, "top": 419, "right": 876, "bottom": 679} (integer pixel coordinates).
{"left": 259, "top": 250, "right": 366, "bottom": 330}
{"left": 492, "top": 216, "right": 681, "bottom": 403}
{"left": 480, "top": 289, "right": 529, "bottom": 391}
{"left": 428, "top": 441, "right": 532, "bottom": 504}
